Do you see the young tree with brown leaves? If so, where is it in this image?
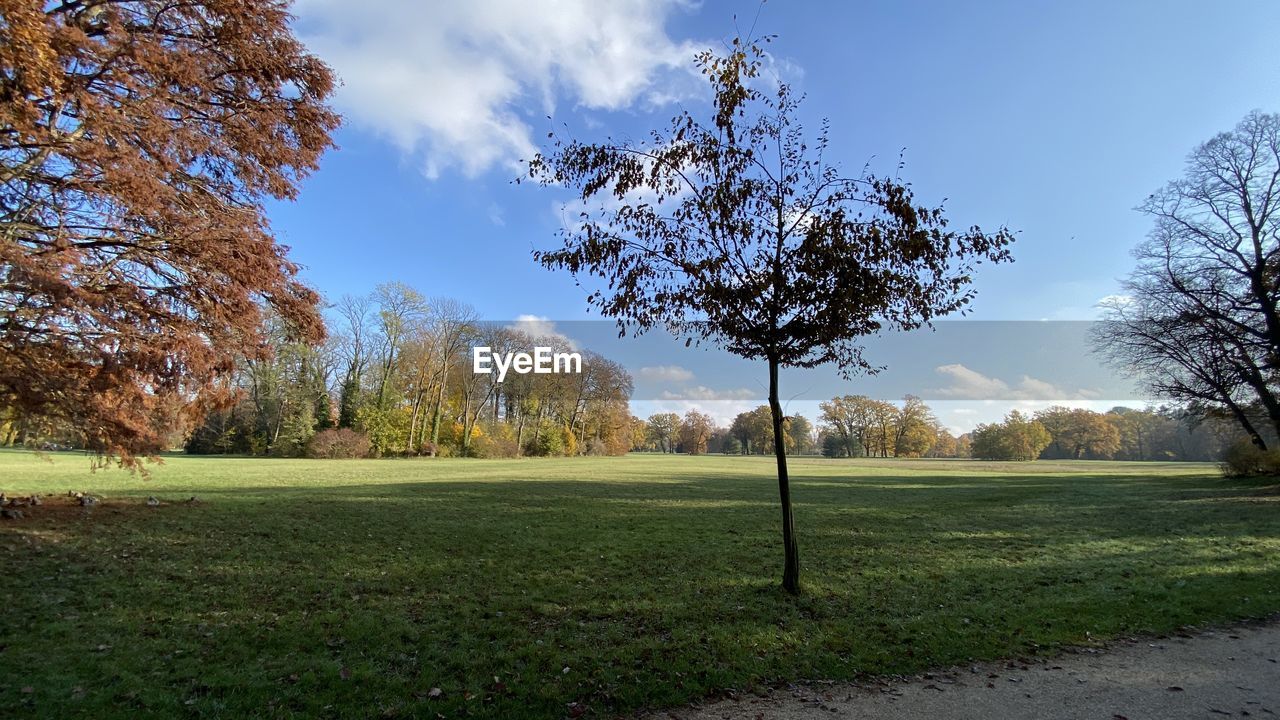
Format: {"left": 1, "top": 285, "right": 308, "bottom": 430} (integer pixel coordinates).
{"left": 527, "top": 36, "right": 1013, "bottom": 594}
{"left": 0, "top": 1, "right": 339, "bottom": 464}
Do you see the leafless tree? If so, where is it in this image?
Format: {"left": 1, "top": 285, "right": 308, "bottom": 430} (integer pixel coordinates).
{"left": 1096, "top": 111, "right": 1280, "bottom": 448}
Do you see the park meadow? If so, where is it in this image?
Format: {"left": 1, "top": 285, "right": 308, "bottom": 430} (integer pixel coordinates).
{"left": 2, "top": 450, "right": 1277, "bottom": 718}
{"left": 7, "top": 2, "right": 1280, "bottom": 719}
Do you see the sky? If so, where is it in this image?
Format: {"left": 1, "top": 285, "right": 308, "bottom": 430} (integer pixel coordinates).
{"left": 264, "top": 0, "right": 1280, "bottom": 431}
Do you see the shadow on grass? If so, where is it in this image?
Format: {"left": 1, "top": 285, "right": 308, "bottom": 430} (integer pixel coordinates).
{"left": 2, "top": 467, "right": 1278, "bottom": 719}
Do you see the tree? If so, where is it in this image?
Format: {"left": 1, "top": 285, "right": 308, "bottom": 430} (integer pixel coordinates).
{"left": 1096, "top": 111, "right": 1280, "bottom": 449}
{"left": 628, "top": 415, "right": 649, "bottom": 451}
{"left": 730, "top": 406, "right": 773, "bottom": 454}
{"left": 678, "top": 410, "right": 714, "bottom": 455}
{"left": 819, "top": 429, "right": 854, "bottom": 458}
{"left": 1035, "top": 406, "right": 1121, "bottom": 460}
{"left": 425, "top": 298, "right": 478, "bottom": 447}
{"left": 819, "top": 395, "right": 866, "bottom": 458}
{"left": 927, "top": 430, "right": 959, "bottom": 458}
{"left": 971, "top": 411, "right": 1052, "bottom": 461}
{"left": 0, "top": 1, "right": 339, "bottom": 465}
{"left": 527, "top": 35, "right": 1013, "bottom": 592}
{"left": 893, "top": 395, "right": 938, "bottom": 457}
{"left": 646, "top": 412, "right": 680, "bottom": 453}
{"left": 335, "top": 294, "right": 376, "bottom": 428}
{"left": 787, "top": 414, "right": 815, "bottom": 454}
{"left": 371, "top": 282, "right": 428, "bottom": 410}
{"left": 866, "top": 398, "right": 898, "bottom": 458}
{"left": 1106, "top": 406, "right": 1176, "bottom": 460}
{"left": 717, "top": 435, "right": 739, "bottom": 455}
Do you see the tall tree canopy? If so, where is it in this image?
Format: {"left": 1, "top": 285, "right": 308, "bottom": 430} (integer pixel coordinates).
{"left": 1096, "top": 111, "right": 1280, "bottom": 449}
{"left": 527, "top": 35, "right": 1013, "bottom": 593}
{"left": 0, "top": 1, "right": 339, "bottom": 463}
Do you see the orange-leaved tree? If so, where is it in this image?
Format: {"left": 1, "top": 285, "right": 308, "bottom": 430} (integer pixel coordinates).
{"left": 0, "top": 1, "right": 339, "bottom": 464}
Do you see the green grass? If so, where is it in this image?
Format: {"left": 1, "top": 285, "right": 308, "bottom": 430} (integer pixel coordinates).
{"left": 1, "top": 451, "right": 1277, "bottom": 718}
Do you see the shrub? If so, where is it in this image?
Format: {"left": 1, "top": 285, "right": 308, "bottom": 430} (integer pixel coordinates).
{"left": 473, "top": 433, "right": 519, "bottom": 458}
{"left": 1220, "top": 438, "right": 1280, "bottom": 477}
{"left": 524, "top": 420, "right": 565, "bottom": 456}
{"left": 306, "top": 428, "right": 370, "bottom": 459}
{"left": 354, "top": 405, "right": 411, "bottom": 457}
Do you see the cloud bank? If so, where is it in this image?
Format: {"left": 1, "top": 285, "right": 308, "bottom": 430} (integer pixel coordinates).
{"left": 932, "top": 364, "right": 1102, "bottom": 401}
{"left": 295, "top": 0, "right": 702, "bottom": 178}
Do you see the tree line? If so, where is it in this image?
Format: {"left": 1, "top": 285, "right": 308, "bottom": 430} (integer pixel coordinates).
{"left": 629, "top": 397, "right": 1240, "bottom": 463}
{"left": 969, "top": 406, "right": 1236, "bottom": 462}
{"left": 185, "top": 282, "right": 639, "bottom": 458}
{"left": 636, "top": 408, "right": 820, "bottom": 456}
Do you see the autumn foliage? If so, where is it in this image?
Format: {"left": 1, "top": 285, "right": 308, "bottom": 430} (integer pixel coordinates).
{"left": 0, "top": 1, "right": 339, "bottom": 463}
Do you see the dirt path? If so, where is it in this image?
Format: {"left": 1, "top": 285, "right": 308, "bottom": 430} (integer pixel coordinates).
{"left": 654, "top": 620, "right": 1280, "bottom": 720}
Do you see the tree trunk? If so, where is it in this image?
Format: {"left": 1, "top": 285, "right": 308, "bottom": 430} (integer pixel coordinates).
{"left": 768, "top": 355, "right": 800, "bottom": 595}
{"left": 408, "top": 391, "right": 423, "bottom": 454}
{"left": 1226, "top": 401, "right": 1269, "bottom": 451}
{"left": 430, "top": 366, "right": 447, "bottom": 445}
{"left": 531, "top": 403, "right": 544, "bottom": 453}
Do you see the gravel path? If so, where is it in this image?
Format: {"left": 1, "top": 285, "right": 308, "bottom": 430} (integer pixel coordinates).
{"left": 655, "top": 619, "right": 1280, "bottom": 720}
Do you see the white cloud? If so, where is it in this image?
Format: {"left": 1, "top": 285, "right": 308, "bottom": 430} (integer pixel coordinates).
{"left": 933, "top": 364, "right": 1012, "bottom": 399}
{"left": 295, "top": 0, "right": 703, "bottom": 178}
{"left": 931, "top": 364, "right": 1102, "bottom": 401}
{"left": 658, "top": 386, "right": 758, "bottom": 402}
{"left": 1094, "top": 294, "right": 1133, "bottom": 310}
{"left": 507, "top": 314, "right": 576, "bottom": 348}
{"left": 636, "top": 365, "right": 695, "bottom": 383}
{"left": 1016, "top": 376, "right": 1062, "bottom": 399}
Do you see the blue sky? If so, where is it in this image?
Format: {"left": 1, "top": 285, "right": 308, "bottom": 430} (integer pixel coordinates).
{"left": 267, "top": 1, "right": 1280, "bottom": 428}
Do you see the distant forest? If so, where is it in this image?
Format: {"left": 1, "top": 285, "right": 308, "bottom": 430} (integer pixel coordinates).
{"left": 0, "top": 279, "right": 1243, "bottom": 463}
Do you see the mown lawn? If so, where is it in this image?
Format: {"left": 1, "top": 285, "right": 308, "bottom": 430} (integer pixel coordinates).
{"left": 0, "top": 451, "right": 1276, "bottom": 718}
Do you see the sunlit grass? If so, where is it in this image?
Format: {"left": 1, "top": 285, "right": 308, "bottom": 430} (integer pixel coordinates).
{"left": 1, "top": 450, "right": 1277, "bottom": 718}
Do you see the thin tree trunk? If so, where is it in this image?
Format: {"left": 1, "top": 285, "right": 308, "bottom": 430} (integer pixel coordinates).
{"left": 531, "top": 402, "right": 543, "bottom": 452}
{"left": 430, "top": 365, "right": 447, "bottom": 445}
{"left": 408, "top": 392, "right": 422, "bottom": 455}
{"left": 768, "top": 355, "right": 800, "bottom": 595}
{"left": 515, "top": 407, "right": 527, "bottom": 457}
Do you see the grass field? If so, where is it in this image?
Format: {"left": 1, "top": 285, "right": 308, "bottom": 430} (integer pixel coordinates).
{"left": 1, "top": 451, "right": 1277, "bottom": 718}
